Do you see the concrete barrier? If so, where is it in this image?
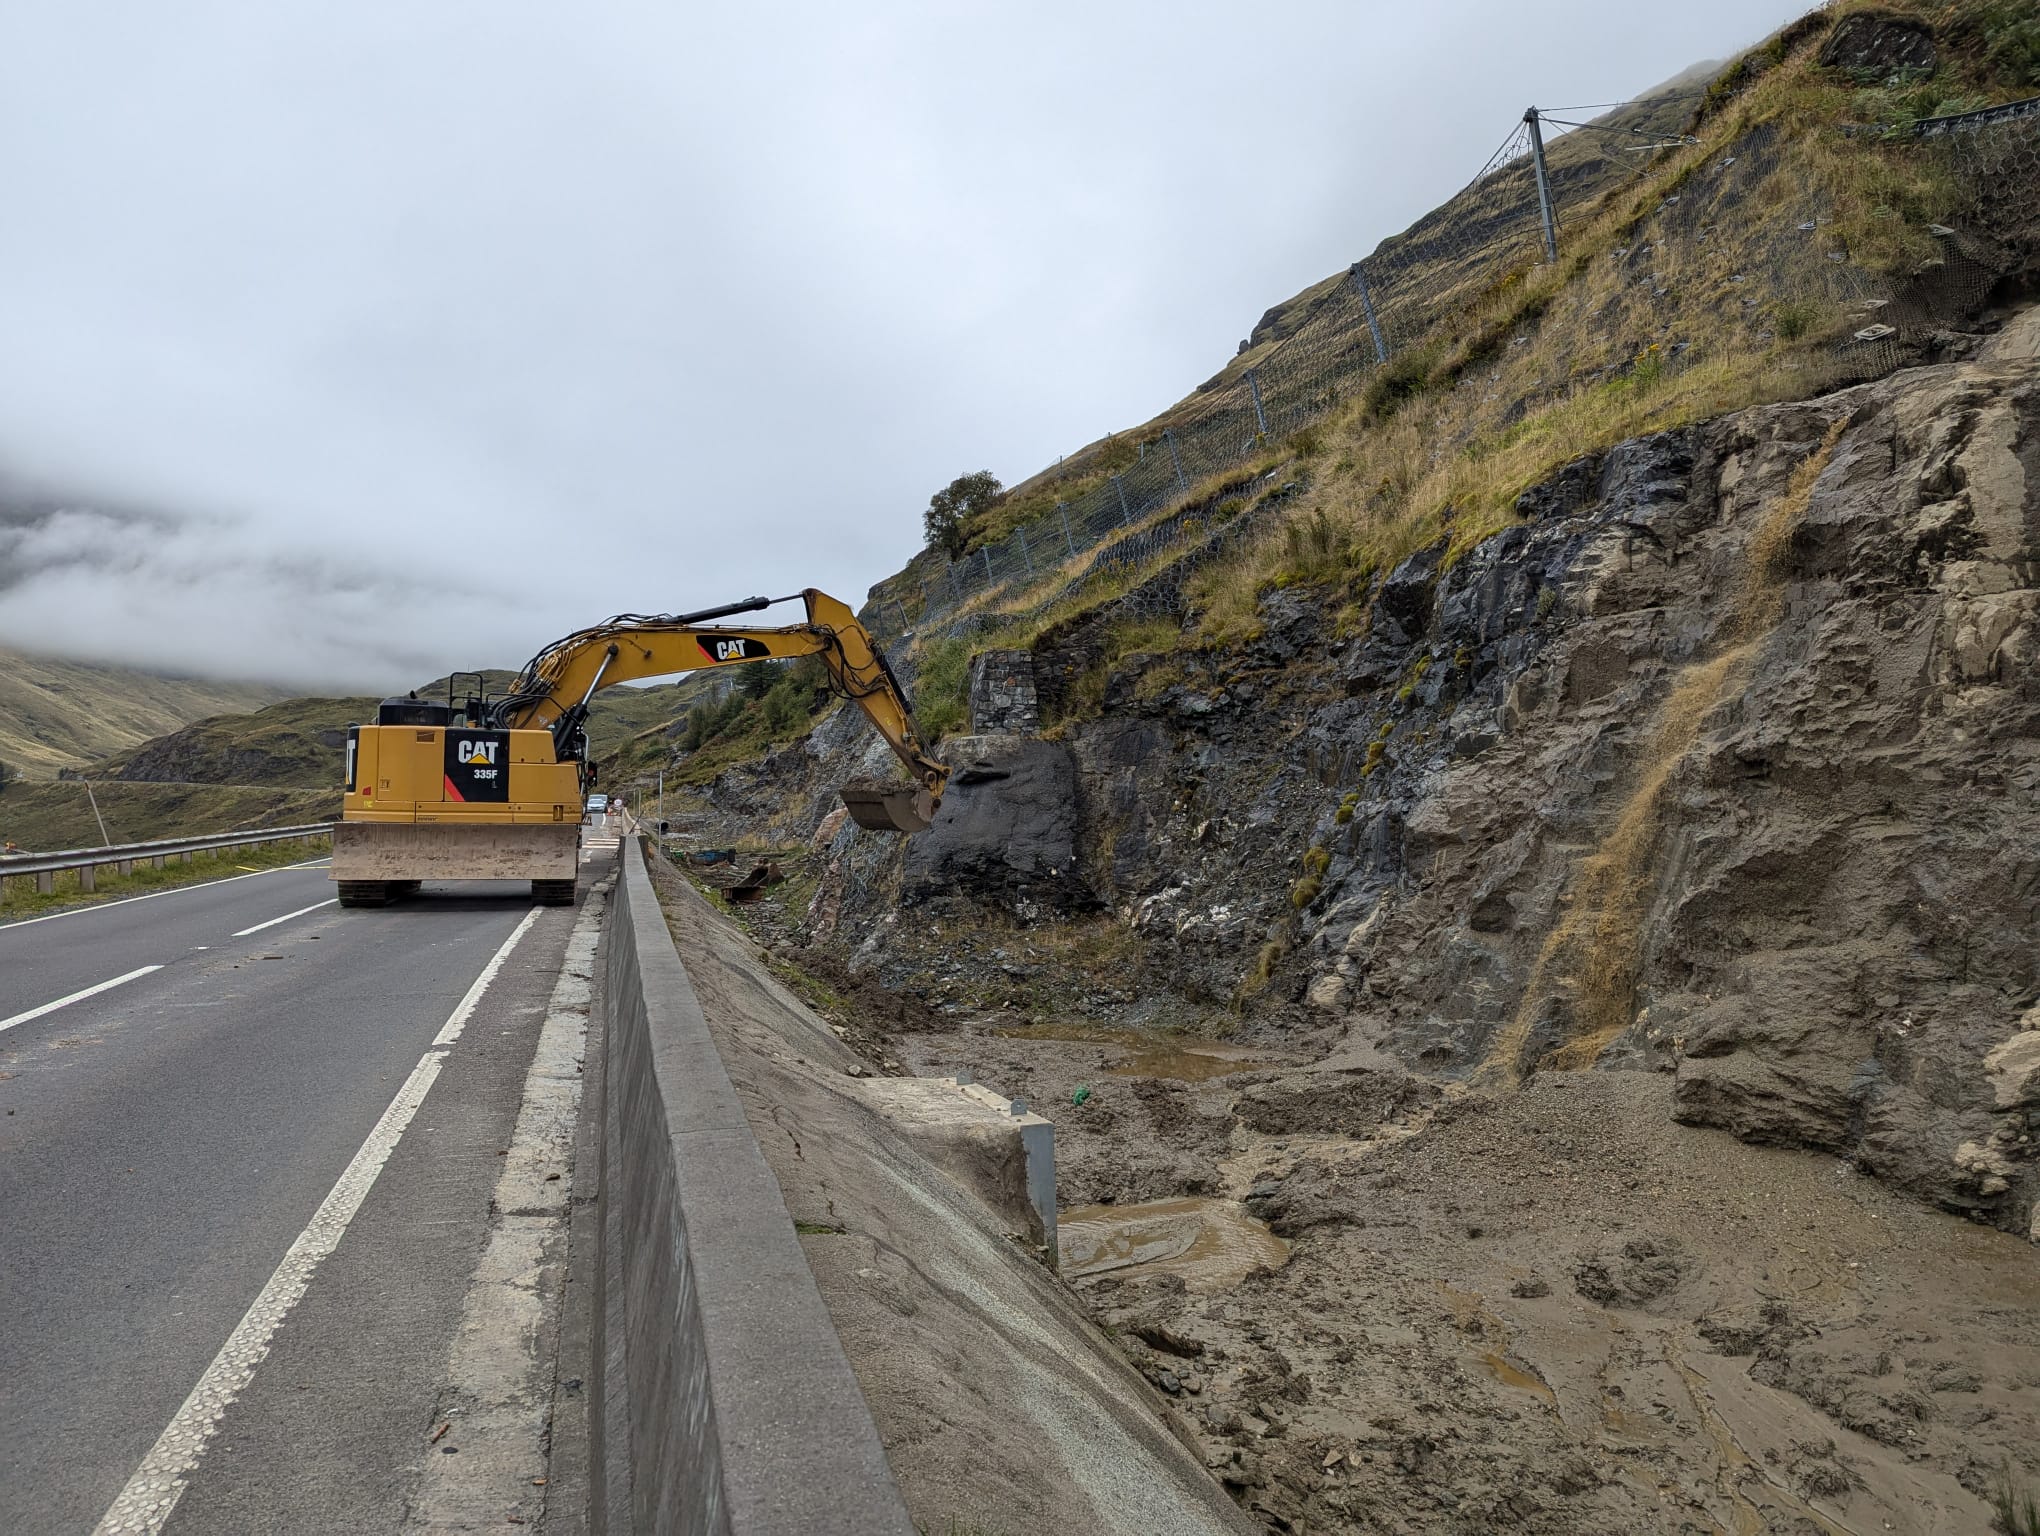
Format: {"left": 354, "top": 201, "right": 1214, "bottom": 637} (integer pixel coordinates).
{"left": 590, "top": 837, "right": 913, "bottom": 1535}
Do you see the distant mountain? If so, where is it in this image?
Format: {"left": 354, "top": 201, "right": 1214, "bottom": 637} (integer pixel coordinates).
{"left": 0, "top": 647, "right": 287, "bottom": 780}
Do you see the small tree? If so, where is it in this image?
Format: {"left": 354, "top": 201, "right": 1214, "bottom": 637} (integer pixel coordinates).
{"left": 923, "top": 470, "right": 1004, "bottom": 559}
{"left": 762, "top": 678, "right": 806, "bottom": 735}
{"left": 740, "top": 658, "right": 781, "bottom": 701}
{"left": 0, "top": 758, "right": 11, "bottom": 795}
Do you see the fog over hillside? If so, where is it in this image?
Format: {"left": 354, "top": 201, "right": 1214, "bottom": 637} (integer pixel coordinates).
{"left": 0, "top": 0, "right": 1809, "bottom": 687}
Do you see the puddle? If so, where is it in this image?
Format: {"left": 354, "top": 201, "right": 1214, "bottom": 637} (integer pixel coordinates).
{"left": 1480, "top": 1351, "right": 1558, "bottom": 1409}
{"left": 1058, "top": 1196, "right": 1289, "bottom": 1291}
{"left": 995, "top": 1025, "right": 1272, "bottom": 1082}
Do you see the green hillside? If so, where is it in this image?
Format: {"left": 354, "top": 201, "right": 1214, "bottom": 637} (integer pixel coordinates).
{"left": 0, "top": 647, "right": 286, "bottom": 780}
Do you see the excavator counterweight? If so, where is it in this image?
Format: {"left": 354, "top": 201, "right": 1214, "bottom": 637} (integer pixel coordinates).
{"left": 331, "top": 589, "right": 948, "bottom": 905}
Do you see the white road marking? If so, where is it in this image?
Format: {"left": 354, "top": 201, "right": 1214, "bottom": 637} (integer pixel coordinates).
{"left": 230, "top": 899, "right": 338, "bottom": 937}
{"left": 0, "top": 858, "right": 333, "bottom": 932}
{"left": 434, "top": 908, "right": 541, "bottom": 1047}
{"left": 91, "top": 909, "right": 544, "bottom": 1536}
{"left": 0, "top": 965, "right": 165, "bottom": 1034}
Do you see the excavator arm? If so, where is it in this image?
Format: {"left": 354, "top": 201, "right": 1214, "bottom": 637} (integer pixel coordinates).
{"left": 486, "top": 589, "right": 949, "bottom": 833}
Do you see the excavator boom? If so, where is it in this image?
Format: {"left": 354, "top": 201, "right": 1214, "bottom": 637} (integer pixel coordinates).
{"left": 489, "top": 588, "right": 949, "bottom": 830}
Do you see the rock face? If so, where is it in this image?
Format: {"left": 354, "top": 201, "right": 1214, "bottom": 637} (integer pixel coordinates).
{"left": 1817, "top": 13, "right": 1938, "bottom": 79}
{"left": 899, "top": 734, "right": 1096, "bottom": 917}
{"left": 694, "top": 311, "right": 2040, "bottom": 1239}
{"left": 1068, "top": 312, "right": 2040, "bottom": 1235}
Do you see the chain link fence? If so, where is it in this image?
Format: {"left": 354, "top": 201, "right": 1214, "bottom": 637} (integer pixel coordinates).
{"left": 859, "top": 85, "right": 2040, "bottom": 656}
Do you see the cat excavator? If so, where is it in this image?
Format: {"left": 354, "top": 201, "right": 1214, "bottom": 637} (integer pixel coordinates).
{"left": 330, "top": 589, "right": 948, "bottom": 907}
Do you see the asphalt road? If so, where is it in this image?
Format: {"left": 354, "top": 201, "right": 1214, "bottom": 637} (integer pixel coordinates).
{"left": 0, "top": 844, "right": 609, "bottom": 1534}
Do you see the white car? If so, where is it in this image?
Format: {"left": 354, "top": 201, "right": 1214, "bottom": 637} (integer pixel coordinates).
{"left": 584, "top": 794, "right": 609, "bottom": 819}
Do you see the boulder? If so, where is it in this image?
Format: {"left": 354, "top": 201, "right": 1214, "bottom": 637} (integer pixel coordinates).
{"left": 900, "top": 734, "right": 1097, "bottom": 915}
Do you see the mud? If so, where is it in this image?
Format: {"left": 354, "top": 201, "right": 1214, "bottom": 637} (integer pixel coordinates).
{"left": 1060, "top": 1197, "right": 1290, "bottom": 1289}
{"left": 899, "top": 1012, "right": 2040, "bottom": 1535}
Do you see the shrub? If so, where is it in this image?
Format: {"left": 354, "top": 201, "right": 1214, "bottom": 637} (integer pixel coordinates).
{"left": 913, "top": 637, "right": 972, "bottom": 740}
{"left": 762, "top": 679, "right": 807, "bottom": 735}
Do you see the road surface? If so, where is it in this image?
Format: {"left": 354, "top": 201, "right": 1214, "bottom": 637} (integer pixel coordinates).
{"left": 0, "top": 833, "right": 612, "bottom": 1534}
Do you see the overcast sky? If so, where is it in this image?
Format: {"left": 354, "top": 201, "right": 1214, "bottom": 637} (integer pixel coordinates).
{"left": 0, "top": 0, "right": 1811, "bottom": 690}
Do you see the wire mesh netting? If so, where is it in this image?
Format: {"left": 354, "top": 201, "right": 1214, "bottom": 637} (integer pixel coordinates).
{"left": 860, "top": 87, "right": 2040, "bottom": 656}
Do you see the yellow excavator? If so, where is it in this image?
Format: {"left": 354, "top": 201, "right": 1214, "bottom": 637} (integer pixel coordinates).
{"left": 331, "top": 589, "right": 948, "bottom": 907}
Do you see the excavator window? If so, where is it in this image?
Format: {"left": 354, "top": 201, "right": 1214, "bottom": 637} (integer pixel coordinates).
{"left": 377, "top": 696, "right": 451, "bottom": 726}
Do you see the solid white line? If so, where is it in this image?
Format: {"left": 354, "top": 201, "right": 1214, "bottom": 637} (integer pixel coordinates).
{"left": 434, "top": 908, "right": 541, "bottom": 1046}
{"left": 230, "top": 899, "right": 338, "bottom": 937}
{"left": 0, "top": 858, "right": 332, "bottom": 933}
{"left": 91, "top": 907, "right": 544, "bottom": 1536}
{"left": 0, "top": 965, "right": 165, "bottom": 1034}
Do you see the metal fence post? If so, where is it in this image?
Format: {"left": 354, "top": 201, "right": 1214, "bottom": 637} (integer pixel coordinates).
{"left": 1525, "top": 107, "right": 1558, "bottom": 262}
{"left": 1164, "top": 428, "right": 1189, "bottom": 496}
{"left": 982, "top": 545, "right": 994, "bottom": 582}
{"left": 1113, "top": 475, "right": 1132, "bottom": 524}
{"left": 1246, "top": 369, "right": 1269, "bottom": 437}
{"left": 1350, "top": 261, "right": 1390, "bottom": 363}
{"left": 1058, "top": 501, "right": 1075, "bottom": 556}
{"left": 1016, "top": 526, "right": 1033, "bottom": 575}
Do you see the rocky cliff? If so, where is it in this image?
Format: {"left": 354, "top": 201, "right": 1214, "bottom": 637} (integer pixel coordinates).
{"left": 692, "top": 307, "right": 2040, "bottom": 1245}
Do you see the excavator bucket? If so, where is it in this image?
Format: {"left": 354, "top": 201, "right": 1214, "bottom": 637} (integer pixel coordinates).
{"left": 840, "top": 781, "right": 937, "bottom": 834}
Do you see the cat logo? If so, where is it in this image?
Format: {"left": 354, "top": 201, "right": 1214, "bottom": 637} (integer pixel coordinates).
{"left": 443, "top": 729, "right": 511, "bottom": 802}
{"left": 696, "top": 635, "right": 771, "bottom": 663}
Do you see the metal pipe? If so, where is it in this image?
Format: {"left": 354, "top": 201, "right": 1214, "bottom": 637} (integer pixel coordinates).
{"left": 1165, "top": 429, "right": 1189, "bottom": 495}
{"left": 1350, "top": 261, "right": 1389, "bottom": 363}
{"left": 1525, "top": 107, "right": 1559, "bottom": 262}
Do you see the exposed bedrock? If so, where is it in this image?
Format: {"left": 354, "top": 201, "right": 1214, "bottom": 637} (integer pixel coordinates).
{"left": 700, "top": 312, "right": 2040, "bottom": 1236}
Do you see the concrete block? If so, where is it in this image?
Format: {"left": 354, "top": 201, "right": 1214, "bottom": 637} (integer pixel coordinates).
{"left": 854, "top": 1076, "right": 1058, "bottom": 1260}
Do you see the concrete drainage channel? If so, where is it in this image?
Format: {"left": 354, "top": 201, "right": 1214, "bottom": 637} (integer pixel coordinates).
{"left": 585, "top": 837, "right": 913, "bottom": 1535}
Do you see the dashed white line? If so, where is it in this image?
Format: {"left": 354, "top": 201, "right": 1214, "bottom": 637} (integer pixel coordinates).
{"left": 0, "top": 965, "right": 164, "bottom": 1033}
{"left": 0, "top": 859, "right": 333, "bottom": 931}
{"left": 90, "top": 909, "right": 543, "bottom": 1536}
{"left": 230, "top": 899, "right": 338, "bottom": 937}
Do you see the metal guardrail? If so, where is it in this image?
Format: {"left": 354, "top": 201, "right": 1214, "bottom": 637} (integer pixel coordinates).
{"left": 0, "top": 823, "right": 332, "bottom": 892}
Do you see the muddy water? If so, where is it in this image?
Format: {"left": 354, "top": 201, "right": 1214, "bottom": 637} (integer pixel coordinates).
{"left": 993, "top": 1024, "right": 1272, "bottom": 1082}
{"left": 1059, "top": 1197, "right": 1289, "bottom": 1290}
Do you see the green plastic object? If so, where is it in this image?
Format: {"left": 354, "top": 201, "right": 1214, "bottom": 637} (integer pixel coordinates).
{"left": 1072, "top": 1085, "right": 1092, "bottom": 1106}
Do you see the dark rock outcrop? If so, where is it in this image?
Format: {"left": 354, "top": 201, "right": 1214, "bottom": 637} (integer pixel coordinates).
{"left": 1817, "top": 13, "right": 1938, "bottom": 79}
{"left": 899, "top": 734, "right": 1097, "bottom": 917}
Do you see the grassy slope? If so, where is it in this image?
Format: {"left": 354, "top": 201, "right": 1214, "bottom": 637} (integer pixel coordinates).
{"left": 0, "top": 647, "right": 287, "bottom": 780}
{"left": 100, "top": 693, "right": 381, "bottom": 787}
{"left": 871, "top": 0, "right": 2040, "bottom": 733}
{"left": 0, "top": 781, "right": 338, "bottom": 852}
{"left": 0, "top": 832, "right": 331, "bottom": 918}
